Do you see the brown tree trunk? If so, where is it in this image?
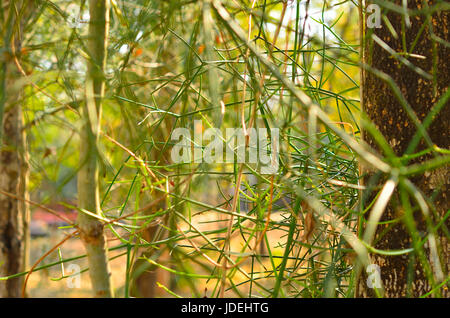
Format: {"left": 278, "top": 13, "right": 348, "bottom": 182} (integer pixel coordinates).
{"left": 128, "top": 11, "right": 176, "bottom": 296}
{"left": 130, "top": 148, "right": 171, "bottom": 297}
{"left": 0, "top": 0, "right": 31, "bottom": 298}
{"left": 0, "top": 93, "right": 29, "bottom": 298}
{"left": 358, "top": 0, "right": 449, "bottom": 297}
{"left": 130, "top": 201, "right": 165, "bottom": 298}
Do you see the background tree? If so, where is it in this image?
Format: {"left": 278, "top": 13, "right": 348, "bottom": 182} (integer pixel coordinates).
{"left": 0, "top": 0, "right": 34, "bottom": 298}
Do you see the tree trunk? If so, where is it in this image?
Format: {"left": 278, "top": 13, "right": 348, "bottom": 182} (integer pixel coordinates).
{"left": 0, "top": 0, "right": 31, "bottom": 298}
{"left": 130, "top": 149, "right": 170, "bottom": 298}
{"left": 77, "top": 0, "right": 113, "bottom": 298}
{"left": 358, "top": 0, "right": 449, "bottom": 297}
{"left": 130, "top": 205, "right": 163, "bottom": 298}
{"left": 128, "top": 13, "right": 176, "bottom": 296}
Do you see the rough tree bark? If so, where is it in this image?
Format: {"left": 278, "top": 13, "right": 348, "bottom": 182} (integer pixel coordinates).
{"left": 77, "top": 0, "right": 113, "bottom": 297}
{"left": 0, "top": 0, "right": 31, "bottom": 298}
{"left": 358, "top": 0, "right": 449, "bottom": 297}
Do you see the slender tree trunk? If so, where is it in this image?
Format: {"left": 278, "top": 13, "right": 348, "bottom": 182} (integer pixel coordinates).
{"left": 358, "top": 0, "right": 449, "bottom": 297}
{"left": 78, "top": 0, "right": 113, "bottom": 298}
{"left": 0, "top": 0, "right": 31, "bottom": 298}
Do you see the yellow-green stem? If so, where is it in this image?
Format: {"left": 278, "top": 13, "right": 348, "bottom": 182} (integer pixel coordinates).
{"left": 77, "top": 0, "right": 113, "bottom": 298}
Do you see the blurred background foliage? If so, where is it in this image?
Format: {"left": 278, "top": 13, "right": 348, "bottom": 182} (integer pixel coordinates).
{"left": 19, "top": 0, "right": 364, "bottom": 297}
